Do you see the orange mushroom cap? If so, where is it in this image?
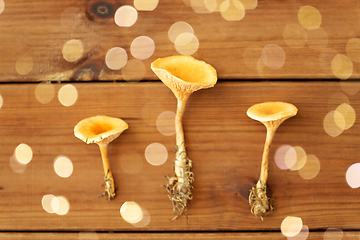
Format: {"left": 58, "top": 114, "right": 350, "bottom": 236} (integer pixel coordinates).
{"left": 247, "top": 102, "right": 298, "bottom": 122}
{"left": 74, "top": 115, "right": 128, "bottom": 145}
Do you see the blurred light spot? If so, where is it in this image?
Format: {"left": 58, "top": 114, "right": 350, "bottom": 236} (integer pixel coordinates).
{"left": 220, "top": 0, "right": 245, "bottom": 21}
{"left": 122, "top": 59, "right": 146, "bottom": 82}
{"left": 241, "top": 0, "right": 257, "bottom": 9}
{"left": 62, "top": 39, "right": 83, "bottom": 62}
{"left": 115, "top": 6, "right": 138, "bottom": 27}
{"left": 145, "top": 143, "right": 168, "bottom": 166}
{"left": 156, "top": 111, "right": 176, "bottom": 136}
{"left": 204, "top": 0, "right": 217, "bottom": 12}
{"left": 261, "top": 44, "right": 286, "bottom": 69}
{"left": 35, "top": 82, "right": 55, "bottom": 104}
{"left": 290, "top": 146, "right": 307, "bottom": 171}
{"left": 168, "top": 22, "right": 194, "bottom": 43}
{"left": 58, "top": 84, "right": 78, "bottom": 107}
{"left": 60, "top": 7, "right": 83, "bottom": 28}
{"left": 51, "top": 196, "right": 70, "bottom": 215}
{"left": 120, "top": 151, "right": 143, "bottom": 174}
{"left": 141, "top": 102, "right": 164, "bottom": 126}
{"left": 287, "top": 225, "right": 309, "bottom": 240}
{"left": 174, "top": 32, "right": 199, "bottom": 55}
{"left": 120, "top": 201, "right": 143, "bottom": 224}
{"left": 275, "top": 145, "right": 294, "bottom": 170}
{"left": 327, "top": 92, "right": 349, "bottom": 112}
{"left": 15, "top": 143, "right": 33, "bottom": 165}
{"left": 42, "top": 194, "right": 56, "bottom": 214}
{"left": 134, "top": 0, "right": 158, "bottom": 11}
{"left": 131, "top": 36, "right": 155, "bottom": 60}
{"left": 54, "top": 155, "right": 73, "bottom": 178}
{"left": 331, "top": 54, "right": 353, "bottom": 80}
{"left": 0, "top": 94, "right": 3, "bottom": 109}
{"left": 346, "top": 38, "right": 360, "bottom": 63}
{"left": 79, "top": 232, "right": 100, "bottom": 240}
{"left": 243, "top": 45, "right": 262, "bottom": 69}
{"left": 16, "top": 54, "right": 33, "bottom": 75}
{"left": 319, "top": 48, "right": 338, "bottom": 74}
{"left": 283, "top": 24, "right": 307, "bottom": 48}
{"left": 306, "top": 27, "right": 328, "bottom": 50}
{"left": 340, "top": 80, "right": 360, "bottom": 96}
{"left": 346, "top": 163, "right": 360, "bottom": 188}
{"left": 323, "top": 228, "right": 344, "bottom": 240}
{"left": 191, "top": 0, "right": 211, "bottom": 13}
{"left": 10, "top": 154, "right": 27, "bottom": 174}
{"left": 105, "top": 47, "right": 128, "bottom": 70}
{"left": 298, "top": 5, "right": 321, "bottom": 30}
{"left": 335, "top": 103, "right": 355, "bottom": 130}
{"left": 281, "top": 216, "right": 303, "bottom": 237}
{"left": 323, "top": 110, "right": 344, "bottom": 137}
{"left": 298, "top": 154, "right": 320, "bottom": 180}
{"left": 0, "top": 0, "right": 4, "bottom": 15}
{"left": 131, "top": 207, "right": 151, "bottom": 227}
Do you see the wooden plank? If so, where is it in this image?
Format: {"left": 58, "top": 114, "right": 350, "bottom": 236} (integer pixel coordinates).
{"left": 0, "top": 231, "right": 358, "bottom": 240}
{"left": 0, "top": 0, "right": 359, "bottom": 81}
{"left": 0, "top": 81, "right": 360, "bottom": 231}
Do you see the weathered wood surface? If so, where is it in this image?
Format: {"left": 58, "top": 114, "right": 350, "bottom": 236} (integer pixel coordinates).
{"left": 0, "top": 81, "right": 360, "bottom": 232}
{"left": 0, "top": 231, "right": 358, "bottom": 240}
{"left": 0, "top": 0, "right": 360, "bottom": 81}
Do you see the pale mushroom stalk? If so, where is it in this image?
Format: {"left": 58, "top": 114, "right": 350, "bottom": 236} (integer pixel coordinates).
{"left": 151, "top": 55, "right": 217, "bottom": 220}
{"left": 98, "top": 143, "right": 115, "bottom": 199}
{"left": 247, "top": 102, "right": 297, "bottom": 220}
{"left": 74, "top": 115, "right": 128, "bottom": 200}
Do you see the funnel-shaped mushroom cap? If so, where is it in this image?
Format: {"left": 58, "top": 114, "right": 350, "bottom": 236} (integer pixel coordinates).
{"left": 247, "top": 102, "right": 298, "bottom": 122}
{"left": 74, "top": 115, "right": 128, "bottom": 145}
{"left": 151, "top": 55, "right": 217, "bottom": 100}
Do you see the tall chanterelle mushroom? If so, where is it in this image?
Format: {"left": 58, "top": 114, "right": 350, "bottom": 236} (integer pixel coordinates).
{"left": 151, "top": 55, "right": 217, "bottom": 220}
{"left": 247, "top": 102, "right": 297, "bottom": 219}
{"left": 74, "top": 115, "right": 128, "bottom": 200}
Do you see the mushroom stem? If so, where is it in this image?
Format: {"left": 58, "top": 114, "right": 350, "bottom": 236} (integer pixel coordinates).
{"left": 165, "top": 96, "right": 194, "bottom": 220}
{"left": 98, "top": 143, "right": 116, "bottom": 200}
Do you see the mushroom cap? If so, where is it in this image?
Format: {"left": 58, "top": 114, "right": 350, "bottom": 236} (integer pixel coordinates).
{"left": 151, "top": 55, "right": 217, "bottom": 100}
{"left": 74, "top": 115, "right": 128, "bottom": 145}
{"left": 247, "top": 102, "right": 298, "bottom": 122}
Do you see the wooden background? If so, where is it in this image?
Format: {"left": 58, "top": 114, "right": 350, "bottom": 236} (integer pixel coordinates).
{"left": 1, "top": 0, "right": 360, "bottom": 239}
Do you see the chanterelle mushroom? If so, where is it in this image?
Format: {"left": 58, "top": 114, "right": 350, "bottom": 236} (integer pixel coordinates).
{"left": 247, "top": 102, "right": 297, "bottom": 219}
{"left": 151, "top": 55, "right": 217, "bottom": 220}
{"left": 74, "top": 115, "right": 128, "bottom": 200}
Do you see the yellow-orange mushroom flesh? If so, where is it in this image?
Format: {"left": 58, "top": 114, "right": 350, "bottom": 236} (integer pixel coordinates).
{"left": 247, "top": 102, "right": 297, "bottom": 219}
{"left": 151, "top": 55, "right": 217, "bottom": 220}
{"left": 74, "top": 115, "right": 128, "bottom": 200}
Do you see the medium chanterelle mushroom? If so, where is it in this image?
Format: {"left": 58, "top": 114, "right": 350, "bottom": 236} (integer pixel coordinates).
{"left": 74, "top": 115, "right": 128, "bottom": 200}
{"left": 151, "top": 55, "right": 217, "bottom": 220}
{"left": 247, "top": 102, "right": 297, "bottom": 219}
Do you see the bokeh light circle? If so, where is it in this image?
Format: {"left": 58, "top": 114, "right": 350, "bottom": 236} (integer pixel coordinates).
{"left": 58, "top": 84, "right": 78, "bottom": 107}
{"left": 346, "top": 163, "right": 360, "bottom": 188}
{"left": 281, "top": 216, "right": 303, "bottom": 237}
{"left": 331, "top": 54, "right": 353, "bottom": 80}
{"left": 335, "top": 103, "right": 355, "bottom": 130}
{"left": 323, "top": 228, "right": 344, "bottom": 240}
{"left": 261, "top": 44, "right": 286, "bottom": 69}
{"left": 0, "top": 94, "right": 3, "bottom": 109}
{"left": 115, "top": 6, "right": 138, "bottom": 27}
{"left": 174, "top": 32, "right": 199, "bottom": 55}
{"left": 130, "top": 36, "right": 155, "bottom": 60}
{"left": 220, "top": 0, "right": 245, "bottom": 22}
{"left": 298, "top": 5, "right": 322, "bottom": 30}
{"left": 168, "top": 21, "right": 194, "bottom": 43}
{"left": 42, "top": 194, "right": 57, "bottom": 214}
{"left": 290, "top": 146, "right": 307, "bottom": 171}
{"left": 298, "top": 154, "right": 320, "bottom": 180}
{"left": 283, "top": 24, "right": 307, "bottom": 49}
{"left": 16, "top": 54, "right": 33, "bottom": 75}
{"left": 60, "top": 7, "right": 83, "bottom": 28}
{"left": 51, "top": 196, "right": 70, "bottom": 215}
{"left": 54, "top": 155, "right": 73, "bottom": 178}
{"left": 120, "top": 201, "right": 143, "bottom": 224}
{"left": 122, "top": 59, "right": 146, "bottom": 82}
{"left": 156, "top": 111, "right": 176, "bottom": 136}
{"left": 346, "top": 38, "right": 360, "bottom": 63}
{"left": 15, "top": 143, "right": 33, "bottom": 165}
{"left": 105, "top": 47, "right": 128, "bottom": 70}
{"left": 275, "top": 145, "right": 295, "bottom": 170}
{"left": 62, "top": 39, "right": 84, "bottom": 62}
{"left": 145, "top": 143, "right": 168, "bottom": 166}
{"left": 35, "top": 82, "right": 55, "bottom": 104}
{"left": 134, "top": 0, "right": 158, "bottom": 11}
{"left": 323, "top": 110, "right": 344, "bottom": 137}
{"left": 0, "top": 0, "right": 4, "bottom": 15}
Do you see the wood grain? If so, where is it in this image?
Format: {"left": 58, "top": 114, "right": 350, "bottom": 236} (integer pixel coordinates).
{"left": 0, "top": 231, "right": 358, "bottom": 240}
{"left": 1, "top": 81, "right": 360, "bottom": 232}
{"left": 0, "top": 0, "right": 360, "bottom": 81}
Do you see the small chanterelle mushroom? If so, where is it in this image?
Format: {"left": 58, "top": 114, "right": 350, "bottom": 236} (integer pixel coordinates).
{"left": 74, "top": 115, "right": 128, "bottom": 200}
{"left": 151, "top": 55, "right": 217, "bottom": 220}
{"left": 247, "top": 102, "right": 298, "bottom": 219}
